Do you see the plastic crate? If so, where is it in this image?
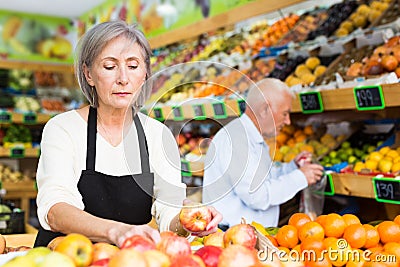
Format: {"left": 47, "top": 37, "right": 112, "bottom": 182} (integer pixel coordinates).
{"left": 0, "top": 211, "right": 25, "bottom": 234}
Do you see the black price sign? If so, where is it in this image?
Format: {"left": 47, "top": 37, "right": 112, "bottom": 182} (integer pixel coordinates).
{"left": 324, "top": 173, "right": 335, "bottom": 196}
{"left": 0, "top": 112, "right": 11, "bottom": 123}
{"left": 23, "top": 113, "right": 37, "bottom": 124}
{"left": 299, "top": 92, "right": 324, "bottom": 114}
{"left": 237, "top": 99, "right": 246, "bottom": 115}
{"left": 354, "top": 85, "right": 385, "bottom": 110}
{"left": 212, "top": 102, "right": 227, "bottom": 119}
{"left": 192, "top": 104, "right": 206, "bottom": 120}
{"left": 153, "top": 107, "right": 164, "bottom": 121}
{"left": 172, "top": 106, "right": 184, "bottom": 121}
{"left": 181, "top": 160, "right": 192, "bottom": 176}
{"left": 10, "top": 147, "right": 25, "bottom": 158}
{"left": 373, "top": 177, "right": 400, "bottom": 204}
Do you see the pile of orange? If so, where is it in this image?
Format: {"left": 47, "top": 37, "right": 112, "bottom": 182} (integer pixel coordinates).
{"left": 270, "top": 213, "right": 400, "bottom": 267}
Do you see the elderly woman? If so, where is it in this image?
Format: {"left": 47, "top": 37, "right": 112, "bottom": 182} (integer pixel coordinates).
{"left": 34, "top": 21, "right": 221, "bottom": 247}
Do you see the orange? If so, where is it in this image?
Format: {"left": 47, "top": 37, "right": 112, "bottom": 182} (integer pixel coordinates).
{"left": 371, "top": 251, "right": 398, "bottom": 267}
{"left": 291, "top": 244, "right": 301, "bottom": 254}
{"left": 342, "top": 214, "right": 361, "bottom": 226}
{"left": 343, "top": 224, "right": 367, "bottom": 249}
{"left": 266, "top": 235, "right": 279, "bottom": 247}
{"left": 363, "top": 224, "right": 380, "bottom": 249}
{"left": 276, "top": 225, "right": 299, "bottom": 248}
{"left": 394, "top": 215, "right": 400, "bottom": 225}
{"left": 315, "top": 215, "right": 327, "bottom": 226}
{"left": 377, "top": 221, "right": 400, "bottom": 244}
{"left": 368, "top": 244, "right": 384, "bottom": 254}
{"left": 300, "top": 239, "right": 324, "bottom": 255}
{"left": 298, "top": 221, "right": 325, "bottom": 242}
{"left": 323, "top": 237, "right": 338, "bottom": 250}
{"left": 277, "top": 246, "right": 290, "bottom": 256}
{"left": 363, "top": 262, "right": 388, "bottom": 267}
{"left": 323, "top": 213, "right": 346, "bottom": 238}
{"left": 304, "top": 256, "right": 332, "bottom": 267}
{"left": 345, "top": 248, "right": 366, "bottom": 267}
{"left": 383, "top": 242, "right": 400, "bottom": 259}
{"left": 288, "top": 213, "right": 312, "bottom": 230}
{"left": 327, "top": 238, "right": 352, "bottom": 266}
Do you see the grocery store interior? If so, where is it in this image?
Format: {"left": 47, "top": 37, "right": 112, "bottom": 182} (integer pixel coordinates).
{"left": 0, "top": 0, "right": 399, "bottom": 256}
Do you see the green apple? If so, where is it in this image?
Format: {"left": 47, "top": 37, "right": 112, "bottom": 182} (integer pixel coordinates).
{"left": 2, "top": 255, "right": 35, "bottom": 267}
{"left": 25, "top": 246, "right": 51, "bottom": 265}
{"left": 38, "top": 251, "right": 75, "bottom": 267}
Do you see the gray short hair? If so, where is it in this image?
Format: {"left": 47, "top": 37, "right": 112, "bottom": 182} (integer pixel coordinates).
{"left": 75, "top": 20, "right": 152, "bottom": 109}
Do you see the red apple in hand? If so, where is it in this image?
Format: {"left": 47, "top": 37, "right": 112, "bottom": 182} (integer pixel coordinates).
{"left": 157, "top": 234, "right": 191, "bottom": 259}
{"left": 54, "top": 233, "right": 93, "bottom": 267}
{"left": 120, "top": 235, "right": 156, "bottom": 252}
{"left": 92, "top": 242, "right": 119, "bottom": 262}
{"left": 223, "top": 224, "right": 257, "bottom": 249}
{"left": 194, "top": 245, "right": 223, "bottom": 267}
{"left": 179, "top": 202, "right": 212, "bottom": 232}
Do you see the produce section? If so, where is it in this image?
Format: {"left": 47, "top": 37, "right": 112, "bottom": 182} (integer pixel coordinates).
{"left": 0, "top": 0, "right": 400, "bottom": 265}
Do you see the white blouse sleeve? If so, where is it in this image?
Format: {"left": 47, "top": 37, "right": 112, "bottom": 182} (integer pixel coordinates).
{"left": 36, "top": 117, "right": 85, "bottom": 230}
{"left": 146, "top": 117, "right": 186, "bottom": 232}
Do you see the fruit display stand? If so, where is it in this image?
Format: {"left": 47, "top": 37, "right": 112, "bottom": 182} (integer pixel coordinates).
{"left": 3, "top": 224, "right": 37, "bottom": 248}
{"left": 2, "top": 180, "right": 37, "bottom": 225}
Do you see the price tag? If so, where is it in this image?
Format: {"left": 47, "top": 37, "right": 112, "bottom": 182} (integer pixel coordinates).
{"left": 153, "top": 107, "right": 164, "bottom": 121}
{"left": 181, "top": 159, "right": 192, "bottom": 177}
{"left": 0, "top": 112, "right": 11, "bottom": 123}
{"left": 192, "top": 104, "right": 206, "bottom": 120}
{"left": 23, "top": 113, "right": 37, "bottom": 124}
{"left": 354, "top": 85, "right": 385, "bottom": 111}
{"left": 172, "top": 106, "right": 184, "bottom": 121}
{"left": 10, "top": 147, "right": 25, "bottom": 158}
{"left": 373, "top": 177, "right": 400, "bottom": 204}
{"left": 299, "top": 92, "right": 324, "bottom": 114}
{"left": 212, "top": 102, "right": 227, "bottom": 119}
{"left": 237, "top": 99, "right": 246, "bottom": 115}
{"left": 324, "top": 173, "right": 335, "bottom": 196}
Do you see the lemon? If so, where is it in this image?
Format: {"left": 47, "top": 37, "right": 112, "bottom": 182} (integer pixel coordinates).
{"left": 392, "top": 162, "right": 400, "bottom": 173}
{"left": 393, "top": 156, "right": 400, "bottom": 164}
{"left": 386, "top": 150, "right": 399, "bottom": 159}
{"left": 378, "top": 159, "right": 393, "bottom": 173}
{"left": 365, "top": 159, "right": 378, "bottom": 171}
{"left": 379, "top": 146, "right": 391, "bottom": 156}
{"left": 368, "top": 151, "right": 383, "bottom": 162}
{"left": 251, "top": 221, "right": 268, "bottom": 236}
{"left": 353, "top": 162, "right": 365, "bottom": 172}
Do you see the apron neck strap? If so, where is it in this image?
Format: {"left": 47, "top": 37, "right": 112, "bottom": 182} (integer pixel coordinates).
{"left": 86, "top": 106, "right": 151, "bottom": 173}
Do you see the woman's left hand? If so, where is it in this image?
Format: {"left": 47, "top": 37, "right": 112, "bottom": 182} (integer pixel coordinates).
{"left": 181, "top": 199, "right": 223, "bottom": 237}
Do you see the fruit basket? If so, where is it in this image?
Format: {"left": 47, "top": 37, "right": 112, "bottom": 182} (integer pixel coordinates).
{"left": 370, "top": 0, "right": 400, "bottom": 27}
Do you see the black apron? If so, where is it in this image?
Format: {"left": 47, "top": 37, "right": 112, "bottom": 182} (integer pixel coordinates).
{"left": 34, "top": 107, "right": 154, "bottom": 247}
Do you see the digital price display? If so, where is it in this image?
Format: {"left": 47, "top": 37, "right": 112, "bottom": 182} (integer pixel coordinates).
{"left": 299, "top": 92, "right": 324, "bottom": 114}
{"left": 212, "top": 102, "right": 227, "bottom": 119}
{"left": 10, "top": 147, "right": 25, "bottom": 158}
{"left": 192, "top": 104, "right": 206, "bottom": 120}
{"left": 0, "top": 112, "right": 11, "bottom": 123}
{"left": 354, "top": 85, "right": 385, "bottom": 111}
{"left": 153, "top": 107, "right": 164, "bottom": 121}
{"left": 373, "top": 177, "right": 400, "bottom": 204}
{"left": 237, "top": 99, "right": 246, "bottom": 115}
{"left": 324, "top": 173, "right": 335, "bottom": 196}
{"left": 23, "top": 113, "right": 37, "bottom": 124}
{"left": 172, "top": 106, "right": 184, "bottom": 121}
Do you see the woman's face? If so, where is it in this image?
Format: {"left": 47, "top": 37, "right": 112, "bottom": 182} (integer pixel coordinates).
{"left": 84, "top": 36, "right": 147, "bottom": 110}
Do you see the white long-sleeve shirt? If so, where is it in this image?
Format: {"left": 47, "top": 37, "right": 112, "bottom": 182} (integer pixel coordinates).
{"left": 36, "top": 110, "right": 186, "bottom": 232}
{"left": 202, "top": 114, "right": 307, "bottom": 227}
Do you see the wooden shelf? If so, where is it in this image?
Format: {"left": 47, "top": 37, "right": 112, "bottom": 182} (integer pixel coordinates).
{"left": 0, "top": 60, "right": 73, "bottom": 73}
{"left": 0, "top": 147, "right": 40, "bottom": 158}
{"left": 148, "top": 0, "right": 305, "bottom": 48}
{"left": 145, "top": 83, "right": 400, "bottom": 121}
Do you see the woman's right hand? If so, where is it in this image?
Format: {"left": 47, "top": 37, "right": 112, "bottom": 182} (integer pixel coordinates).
{"left": 109, "top": 224, "right": 160, "bottom": 247}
